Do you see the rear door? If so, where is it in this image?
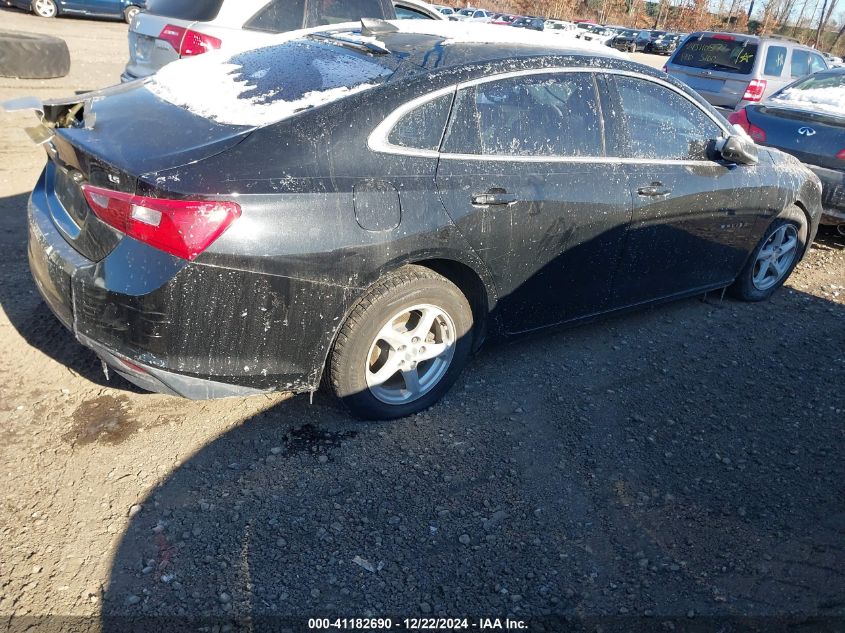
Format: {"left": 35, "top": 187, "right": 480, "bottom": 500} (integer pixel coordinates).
{"left": 603, "top": 74, "right": 764, "bottom": 305}
{"left": 62, "top": 0, "right": 124, "bottom": 16}
{"left": 435, "top": 70, "right": 632, "bottom": 332}
{"left": 668, "top": 33, "right": 759, "bottom": 109}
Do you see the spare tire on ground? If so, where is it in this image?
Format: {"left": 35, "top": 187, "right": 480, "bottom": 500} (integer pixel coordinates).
{"left": 0, "top": 30, "right": 70, "bottom": 79}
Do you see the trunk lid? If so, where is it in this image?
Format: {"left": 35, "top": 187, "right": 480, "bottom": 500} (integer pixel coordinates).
{"left": 36, "top": 83, "right": 254, "bottom": 262}
{"left": 748, "top": 104, "right": 845, "bottom": 171}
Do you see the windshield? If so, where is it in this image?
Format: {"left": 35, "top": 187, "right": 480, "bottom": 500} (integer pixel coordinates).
{"left": 674, "top": 35, "right": 758, "bottom": 74}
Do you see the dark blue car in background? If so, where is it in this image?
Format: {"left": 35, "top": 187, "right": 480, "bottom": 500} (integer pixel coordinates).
{"left": 11, "top": 0, "right": 144, "bottom": 22}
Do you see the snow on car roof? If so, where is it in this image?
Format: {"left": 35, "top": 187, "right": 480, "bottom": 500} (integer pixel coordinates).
{"left": 390, "top": 19, "right": 628, "bottom": 57}
{"left": 144, "top": 20, "right": 627, "bottom": 127}
{"left": 768, "top": 85, "right": 845, "bottom": 118}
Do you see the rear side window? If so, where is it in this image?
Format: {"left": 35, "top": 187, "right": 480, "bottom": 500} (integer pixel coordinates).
{"left": 246, "top": 0, "right": 393, "bottom": 33}
{"left": 763, "top": 45, "right": 787, "bottom": 76}
{"left": 388, "top": 92, "right": 454, "bottom": 151}
{"left": 674, "top": 36, "right": 758, "bottom": 74}
{"left": 611, "top": 76, "right": 722, "bottom": 161}
{"left": 146, "top": 0, "right": 224, "bottom": 21}
{"left": 247, "top": 0, "right": 305, "bottom": 31}
{"left": 442, "top": 73, "right": 604, "bottom": 158}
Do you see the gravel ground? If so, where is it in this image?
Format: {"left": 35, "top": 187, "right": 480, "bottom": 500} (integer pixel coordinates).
{"left": 1, "top": 9, "right": 844, "bottom": 631}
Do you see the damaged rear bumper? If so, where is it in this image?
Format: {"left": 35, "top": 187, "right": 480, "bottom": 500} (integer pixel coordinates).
{"left": 27, "top": 175, "right": 347, "bottom": 399}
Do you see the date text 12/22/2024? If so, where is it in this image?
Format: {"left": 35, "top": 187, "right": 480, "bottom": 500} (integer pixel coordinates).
{"left": 308, "top": 618, "right": 528, "bottom": 630}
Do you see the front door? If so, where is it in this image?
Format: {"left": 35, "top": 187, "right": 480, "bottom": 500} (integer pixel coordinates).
{"left": 601, "top": 74, "right": 764, "bottom": 306}
{"left": 435, "top": 71, "right": 632, "bottom": 333}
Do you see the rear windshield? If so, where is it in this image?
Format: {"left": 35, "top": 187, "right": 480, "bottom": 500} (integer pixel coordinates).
{"left": 769, "top": 72, "right": 845, "bottom": 118}
{"left": 674, "top": 35, "right": 758, "bottom": 74}
{"left": 146, "top": 0, "right": 224, "bottom": 21}
{"left": 147, "top": 39, "right": 399, "bottom": 126}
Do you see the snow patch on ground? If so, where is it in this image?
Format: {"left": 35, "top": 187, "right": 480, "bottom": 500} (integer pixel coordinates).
{"left": 769, "top": 86, "right": 845, "bottom": 118}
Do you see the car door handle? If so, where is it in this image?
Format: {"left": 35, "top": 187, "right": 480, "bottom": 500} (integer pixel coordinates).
{"left": 637, "top": 184, "right": 672, "bottom": 197}
{"left": 471, "top": 190, "right": 518, "bottom": 206}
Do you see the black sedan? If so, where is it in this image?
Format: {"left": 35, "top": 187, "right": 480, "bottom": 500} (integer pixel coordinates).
{"left": 612, "top": 29, "right": 662, "bottom": 52}
{"left": 13, "top": 20, "right": 822, "bottom": 419}
{"left": 648, "top": 32, "right": 685, "bottom": 55}
{"left": 729, "top": 68, "right": 844, "bottom": 230}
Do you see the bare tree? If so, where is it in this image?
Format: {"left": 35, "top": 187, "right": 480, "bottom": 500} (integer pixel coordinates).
{"left": 813, "top": 0, "right": 839, "bottom": 46}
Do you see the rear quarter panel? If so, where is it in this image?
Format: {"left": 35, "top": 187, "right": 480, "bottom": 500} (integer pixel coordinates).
{"left": 138, "top": 82, "right": 492, "bottom": 389}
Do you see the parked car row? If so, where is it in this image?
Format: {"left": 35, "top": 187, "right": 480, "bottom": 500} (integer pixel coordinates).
{"left": 7, "top": 0, "right": 144, "bottom": 22}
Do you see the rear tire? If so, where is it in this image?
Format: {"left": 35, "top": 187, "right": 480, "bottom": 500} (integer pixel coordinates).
{"left": 0, "top": 30, "right": 69, "bottom": 78}
{"left": 329, "top": 265, "right": 474, "bottom": 420}
{"left": 123, "top": 5, "right": 140, "bottom": 23}
{"left": 30, "top": 0, "right": 57, "bottom": 17}
{"left": 729, "top": 206, "right": 807, "bottom": 301}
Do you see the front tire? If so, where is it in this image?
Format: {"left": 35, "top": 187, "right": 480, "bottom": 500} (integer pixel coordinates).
{"left": 729, "top": 206, "right": 807, "bottom": 301}
{"left": 329, "top": 265, "right": 474, "bottom": 420}
{"left": 31, "top": 0, "right": 57, "bottom": 18}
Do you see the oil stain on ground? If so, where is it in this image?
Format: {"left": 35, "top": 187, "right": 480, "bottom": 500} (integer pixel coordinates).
{"left": 65, "top": 394, "right": 139, "bottom": 446}
{"left": 283, "top": 424, "right": 357, "bottom": 457}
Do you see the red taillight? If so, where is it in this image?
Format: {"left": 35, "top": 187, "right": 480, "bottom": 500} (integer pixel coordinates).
{"left": 742, "top": 78, "right": 767, "bottom": 102}
{"left": 712, "top": 33, "right": 736, "bottom": 40}
{"left": 81, "top": 185, "right": 241, "bottom": 261}
{"left": 837, "top": 149, "right": 845, "bottom": 160}
{"left": 727, "top": 107, "right": 766, "bottom": 143}
{"left": 158, "top": 24, "right": 221, "bottom": 57}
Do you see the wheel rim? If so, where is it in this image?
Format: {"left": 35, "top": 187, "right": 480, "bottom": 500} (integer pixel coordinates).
{"left": 752, "top": 224, "right": 799, "bottom": 291}
{"left": 365, "top": 303, "right": 457, "bottom": 406}
{"left": 126, "top": 6, "right": 139, "bottom": 20}
{"left": 34, "top": 0, "right": 56, "bottom": 16}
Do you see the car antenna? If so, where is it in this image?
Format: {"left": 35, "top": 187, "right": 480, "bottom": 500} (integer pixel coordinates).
{"left": 360, "top": 18, "right": 399, "bottom": 37}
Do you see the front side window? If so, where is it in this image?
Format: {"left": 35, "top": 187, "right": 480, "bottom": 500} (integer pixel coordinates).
{"left": 810, "top": 53, "right": 827, "bottom": 73}
{"left": 611, "top": 76, "right": 722, "bottom": 161}
{"left": 395, "top": 5, "right": 431, "bottom": 19}
{"left": 763, "top": 45, "right": 787, "bottom": 76}
{"left": 442, "top": 73, "right": 604, "bottom": 158}
{"left": 790, "top": 49, "right": 812, "bottom": 78}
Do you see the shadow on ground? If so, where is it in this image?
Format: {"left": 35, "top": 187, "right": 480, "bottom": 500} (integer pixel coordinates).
{"left": 97, "top": 261, "right": 844, "bottom": 629}
{"left": 2, "top": 188, "right": 843, "bottom": 628}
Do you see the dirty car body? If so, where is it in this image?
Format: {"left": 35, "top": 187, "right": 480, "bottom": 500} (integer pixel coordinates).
{"left": 20, "top": 21, "right": 822, "bottom": 412}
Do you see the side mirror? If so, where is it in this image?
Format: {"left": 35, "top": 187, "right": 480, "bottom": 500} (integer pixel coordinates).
{"left": 716, "top": 134, "right": 759, "bottom": 165}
